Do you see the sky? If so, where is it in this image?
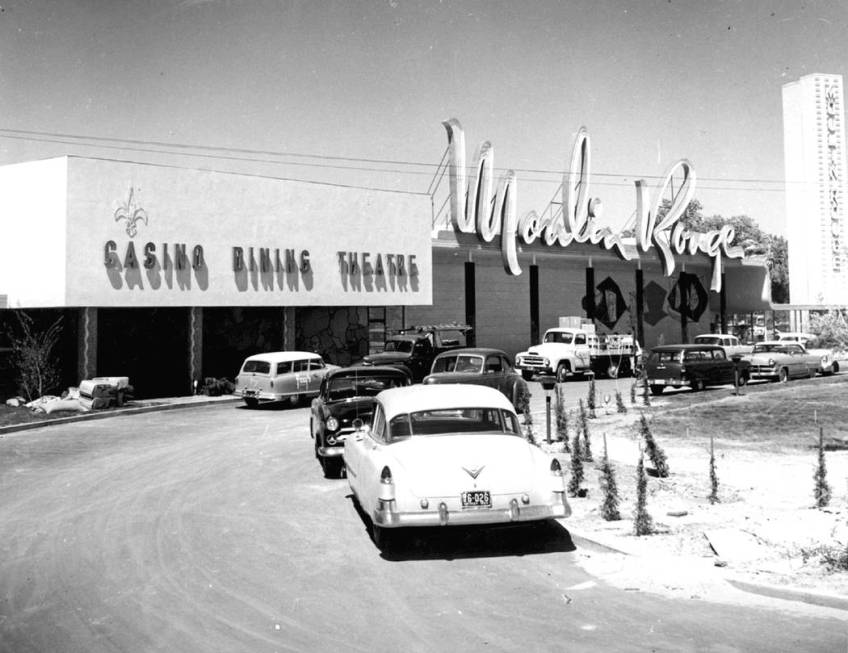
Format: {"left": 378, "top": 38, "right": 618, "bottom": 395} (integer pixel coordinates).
{"left": 3, "top": 0, "right": 848, "bottom": 238}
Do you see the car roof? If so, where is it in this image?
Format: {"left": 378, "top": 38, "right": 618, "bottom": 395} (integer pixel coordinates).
{"left": 694, "top": 334, "right": 734, "bottom": 339}
{"left": 377, "top": 384, "right": 514, "bottom": 420}
{"left": 651, "top": 343, "right": 722, "bottom": 351}
{"left": 755, "top": 341, "right": 792, "bottom": 346}
{"left": 433, "top": 347, "right": 507, "bottom": 357}
{"left": 327, "top": 365, "right": 410, "bottom": 380}
{"left": 242, "top": 351, "right": 322, "bottom": 363}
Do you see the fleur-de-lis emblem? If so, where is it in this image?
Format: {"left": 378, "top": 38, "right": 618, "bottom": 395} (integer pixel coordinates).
{"left": 114, "top": 187, "right": 148, "bottom": 238}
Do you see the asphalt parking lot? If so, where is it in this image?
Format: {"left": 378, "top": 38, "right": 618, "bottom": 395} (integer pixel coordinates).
{"left": 0, "top": 391, "right": 845, "bottom": 652}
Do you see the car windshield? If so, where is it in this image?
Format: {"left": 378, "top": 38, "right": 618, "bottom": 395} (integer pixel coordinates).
{"left": 752, "top": 344, "right": 780, "bottom": 353}
{"left": 387, "top": 407, "right": 521, "bottom": 440}
{"left": 242, "top": 360, "right": 271, "bottom": 374}
{"left": 544, "top": 331, "right": 573, "bottom": 344}
{"left": 327, "top": 374, "right": 405, "bottom": 401}
{"left": 431, "top": 354, "right": 484, "bottom": 374}
{"left": 383, "top": 340, "right": 413, "bottom": 353}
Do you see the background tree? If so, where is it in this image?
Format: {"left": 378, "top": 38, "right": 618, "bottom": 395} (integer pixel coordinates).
{"left": 657, "top": 199, "right": 790, "bottom": 303}
{"left": 808, "top": 311, "right": 848, "bottom": 350}
{"left": 6, "top": 311, "right": 63, "bottom": 401}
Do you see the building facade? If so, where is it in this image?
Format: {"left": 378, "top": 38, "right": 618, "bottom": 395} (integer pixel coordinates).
{"left": 782, "top": 73, "right": 848, "bottom": 305}
{"left": 0, "top": 123, "right": 772, "bottom": 400}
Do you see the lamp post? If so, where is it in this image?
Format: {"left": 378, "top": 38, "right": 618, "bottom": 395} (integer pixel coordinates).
{"left": 536, "top": 374, "right": 557, "bottom": 444}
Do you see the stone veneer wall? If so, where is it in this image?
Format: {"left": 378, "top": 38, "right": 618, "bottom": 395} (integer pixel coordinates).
{"left": 295, "top": 306, "right": 369, "bottom": 367}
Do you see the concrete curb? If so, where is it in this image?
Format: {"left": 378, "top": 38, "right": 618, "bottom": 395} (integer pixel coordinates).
{"left": 0, "top": 396, "right": 242, "bottom": 436}
{"left": 569, "top": 528, "right": 848, "bottom": 611}
{"left": 726, "top": 578, "right": 848, "bottom": 612}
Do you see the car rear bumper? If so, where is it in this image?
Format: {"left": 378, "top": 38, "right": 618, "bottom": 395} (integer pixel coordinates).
{"left": 647, "top": 377, "right": 686, "bottom": 388}
{"left": 373, "top": 493, "right": 571, "bottom": 527}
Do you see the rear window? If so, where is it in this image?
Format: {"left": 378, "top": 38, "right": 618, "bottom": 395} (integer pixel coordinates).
{"left": 431, "top": 354, "right": 484, "bottom": 374}
{"left": 648, "top": 351, "right": 681, "bottom": 363}
{"left": 242, "top": 360, "right": 271, "bottom": 374}
{"left": 387, "top": 407, "right": 520, "bottom": 440}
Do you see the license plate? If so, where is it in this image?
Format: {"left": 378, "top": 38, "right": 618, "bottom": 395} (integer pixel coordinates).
{"left": 243, "top": 389, "right": 259, "bottom": 397}
{"left": 461, "top": 490, "right": 491, "bottom": 509}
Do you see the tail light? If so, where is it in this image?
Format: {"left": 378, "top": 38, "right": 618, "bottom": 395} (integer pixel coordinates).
{"left": 378, "top": 466, "right": 395, "bottom": 503}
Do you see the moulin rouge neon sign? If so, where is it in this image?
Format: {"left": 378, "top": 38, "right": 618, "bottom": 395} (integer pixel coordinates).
{"left": 442, "top": 119, "right": 742, "bottom": 292}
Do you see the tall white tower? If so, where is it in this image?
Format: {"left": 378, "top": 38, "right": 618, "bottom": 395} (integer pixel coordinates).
{"left": 782, "top": 73, "right": 848, "bottom": 304}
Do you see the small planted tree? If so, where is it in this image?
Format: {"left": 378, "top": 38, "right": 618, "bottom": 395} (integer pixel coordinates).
{"left": 599, "top": 434, "right": 621, "bottom": 521}
{"left": 578, "top": 399, "right": 593, "bottom": 462}
{"left": 633, "top": 451, "right": 654, "bottom": 535}
{"left": 708, "top": 434, "right": 720, "bottom": 505}
{"left": 615, "top": 390, "right": 627, "bottom": 414}
{"left": 630, "top": 379, "right": 637, "bottom": 405}
{"left": 523, "top": 401, "right": 537, "bottom": 446}
{"left": 587, "top": 374, "right": 597, "bottom": 418}
{"left": 555, "top": 386, "right": 570, "bottom": 452}
{"left": 814, "top": 426, "right": 831, "bottom": 508}
{"left": 638, "top": 412, "right": 668, "bottom": 477}
{"left": 567, "top": 430, "right": 585, "bottom": 497}
{"left": 6, "top": 311, "right": 64, "bottom": 401}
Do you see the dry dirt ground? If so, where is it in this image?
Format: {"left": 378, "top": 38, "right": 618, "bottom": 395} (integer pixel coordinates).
{"left": 531, "top": 380, "right": 848, "bottom": 604}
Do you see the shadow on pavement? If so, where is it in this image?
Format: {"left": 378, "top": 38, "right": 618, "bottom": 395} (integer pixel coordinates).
{"left": 348, "top": 494, "right": 577, "bottom": 561}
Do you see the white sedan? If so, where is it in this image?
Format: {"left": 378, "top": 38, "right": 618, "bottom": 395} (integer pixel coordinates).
{"left": 343, "top": 384, "right": 571, "bottom": 548}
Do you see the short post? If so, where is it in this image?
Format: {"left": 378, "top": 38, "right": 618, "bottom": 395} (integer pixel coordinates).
{"left": 537, "top": 375, "right": 558, "bottom": 445}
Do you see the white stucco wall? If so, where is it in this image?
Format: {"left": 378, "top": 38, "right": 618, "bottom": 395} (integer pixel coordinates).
{"left": 0, "top": 158, "right": 68, "bottom": 308}
{"left": 35, "top": 157, "right": 431, "bottom": 307}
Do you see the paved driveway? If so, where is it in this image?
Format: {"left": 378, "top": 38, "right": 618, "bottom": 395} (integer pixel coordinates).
{"left": 0, "top": 402, "right": 844, "bottom": 652}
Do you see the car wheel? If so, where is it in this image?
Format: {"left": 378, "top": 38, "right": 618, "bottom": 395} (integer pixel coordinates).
{"left": 244, "top": 398, "right": 259, "bottom": 408}
{"left": 834, "top": 362, "right": 840, "bottom": 374}
{"left": 778, "top": 367, "right": 789, "bottom": 383}
{"left": 649, "top": 385, "right": 665, "bottom": 396}
{"left": 371, "top": 522, "right": 396, "bottom": 552}
{"left": 555, "top": 362, "right": 570, "bottom": 383}
{"left": 320, "top": 456, "right": 342, "bottom": 479}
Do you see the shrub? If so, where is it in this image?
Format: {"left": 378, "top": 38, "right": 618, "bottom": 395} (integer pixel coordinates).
{"left": 638, "top": 412, "right": 668, "bottom": 477}
{"left": 615, "top": 390, "right": 627, "bottom": 414}
{"left": 633, "top": 451, "right": 654, "bottom": 535}
{"left": 599, "top": 434, "right": 621, "bottom": 521}
{"left": 555, "top": 385, "right": 570, "bottom": 452}
{"left": 814, "top": 426, "right": 831, "bottom": 508}
{"left": 523, "top": 400, "right": 537, "bottom": 446}
{"left": 6, "top": 311, "right": 63, "bottom": 401}
{"left": 708, "top": 434, "right": 720, "bottom": 505}
{"left": 587, "top": 374, "right": 597, "bottom": 418}
{"left": 202, "top": 377, "right": 235, "bottom": 396}
{"left": 567, "top": 431, "right": 584, "bottom": 497}
{"left": 578, "top": 399, "right": 593, "bottom": 462}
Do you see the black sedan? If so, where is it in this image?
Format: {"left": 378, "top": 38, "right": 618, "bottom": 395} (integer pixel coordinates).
{"left": 422, "top": 347, "right": 529, "bottom": 412}
{"left": 309, "top": 366, "right": 411, "bottom": 478}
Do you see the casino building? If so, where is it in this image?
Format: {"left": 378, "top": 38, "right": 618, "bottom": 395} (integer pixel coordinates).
{"left": 0, "top": 120, "right": 772, "bottom": 399}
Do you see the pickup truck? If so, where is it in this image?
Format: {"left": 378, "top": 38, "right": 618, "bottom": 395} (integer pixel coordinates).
{"left": 514, "top": 328, "right": 639, "bottom": 381}
{"left": 358, "top": 323, "right": 471, "bottom": 382}
{"left": 692, "top": 334, "right": 752, "bottom": 358}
